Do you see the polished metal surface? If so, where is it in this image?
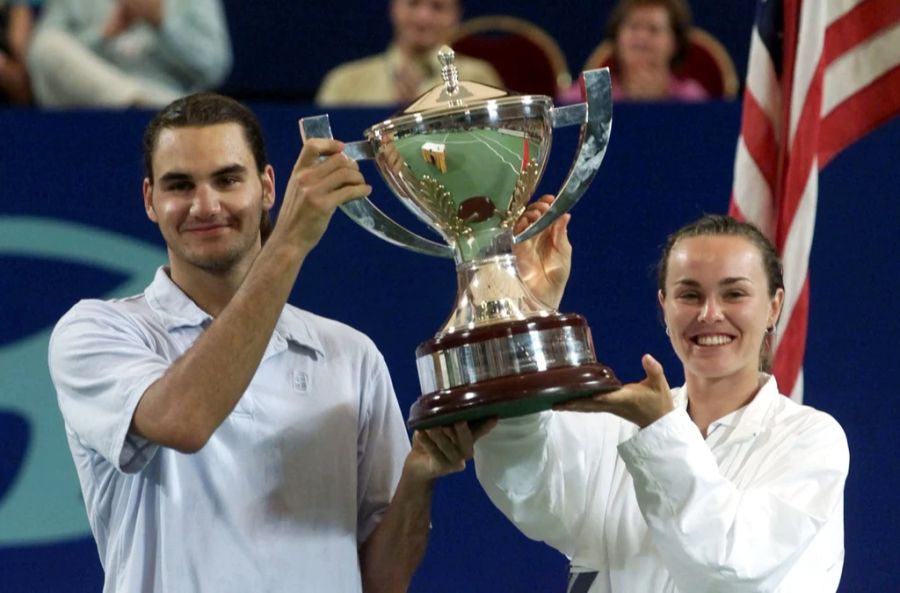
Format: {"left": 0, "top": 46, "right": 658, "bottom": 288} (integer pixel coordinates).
{"left": 442, "top": 253, "right": 549, "bottom": 333}
{"left": 299, "top": 66, "right": 612, "bottom": 264}
{"left": 299, "top": 115, "right": 453, "bottom": 258}
{"left": 438, "top": 45, "right": 460, "bottom": 97}
{"left": 365, "top": 95, "right": 554, "bottom": 262}
{"left": 515, "top": 68, "right": 613, "bottom": 244}
{"left": 416, "top": 324, "right": 597, "bottom": 394}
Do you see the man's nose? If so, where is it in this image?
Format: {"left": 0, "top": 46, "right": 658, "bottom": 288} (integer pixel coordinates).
{"left": 190, "top": 185, "right": 221, "bottom": 217}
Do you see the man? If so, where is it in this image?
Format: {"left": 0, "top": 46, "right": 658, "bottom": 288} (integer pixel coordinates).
{"left": 27, "top": 0, "right": 231, "bottom": 108}
{"left": 316, "top": 0, "right": 501, "bottom": 106}
{"left": 48, "top": 93, "right": 469, "bottom": 592}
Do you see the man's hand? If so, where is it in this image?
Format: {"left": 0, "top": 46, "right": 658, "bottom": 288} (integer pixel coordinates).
{"left": 272, "top": 138, "right": 371, "bottom": 253}
{"left": 513, "top": 195, "right": 572, "bottom": 309}
{"left": 404, "top": 419, "right": 498, "bottom": 483}
{"left": 103, "top": 0, "right": 163, "bottom": 39}
{"left": 554, "top": 354, "right": 675, "bottom": 428}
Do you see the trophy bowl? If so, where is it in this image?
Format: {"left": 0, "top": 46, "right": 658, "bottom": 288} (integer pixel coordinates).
{"left": 301, "top": 47, "right": 620, "bottom": 429}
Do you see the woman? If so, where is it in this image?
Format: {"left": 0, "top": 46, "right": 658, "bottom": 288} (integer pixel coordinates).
{"left": 558, "top": 0, "right": 707, "bottom": 104}
{"left": 424, "top": 211, "right": 849, "bottom": 592}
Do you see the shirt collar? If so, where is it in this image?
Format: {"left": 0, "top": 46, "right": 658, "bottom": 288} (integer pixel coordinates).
{"left": 707, "top": 374, "right": 779, "bottom": 441}
{"left": 673, "top": 374, "right": 780, "bottom": 443}
{"left": 145, "top": 267, "right": 211, "bottom": 330}
{"left": 144, "top": 267, "right": 325, "bottom": 356}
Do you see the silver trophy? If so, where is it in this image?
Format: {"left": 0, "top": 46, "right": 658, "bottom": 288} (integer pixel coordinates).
{"left": 301, "top": 47, "right": 619, "bottom": 429}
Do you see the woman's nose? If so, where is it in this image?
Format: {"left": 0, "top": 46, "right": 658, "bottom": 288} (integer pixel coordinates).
{"left": 698, "top": 298, "right": 724, "bottom": 322}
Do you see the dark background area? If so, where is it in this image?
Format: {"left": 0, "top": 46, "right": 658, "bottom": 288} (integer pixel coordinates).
{"left": 219, "top": 0, "right": 756, "bottom": 100}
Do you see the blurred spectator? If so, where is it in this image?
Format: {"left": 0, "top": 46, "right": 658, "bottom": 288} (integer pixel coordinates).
{"left": 27, "top": 0, "right": 231, "bottom": 108}
{"left": 0, "top": 0, "right": 37, "bottom": 104}
{"left": 316, "top": 0, "right": 501, "bottom": 107}
{"left": 559, "top": 0, "right": 707, "bottom": 103}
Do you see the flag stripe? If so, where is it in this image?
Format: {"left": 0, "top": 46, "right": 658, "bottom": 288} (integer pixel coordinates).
{"left": 823, "top": 22, "right": 900, "bottom": 116}
{"left": 746, "top": 27, "right": 783, "bottom": 131}
{"left": 820, "top": 64, "right": 900, "bottom": 166}
{"left": 772, "top": 279, "right": 810, "bottom": 396}
{"left": 739, "top": 93, "right": 780, "bottom": 190}
{"left": 823, "top": 0, "right": 900, "bottom": 67}
{"left": 731, "top": 0, "right": 900, "bottom": 401}
{"left": 731, "top": 142, "right": 775, "bottom": 238}
{"left": 779, "top": 55, "right": 823, "bottom": 252}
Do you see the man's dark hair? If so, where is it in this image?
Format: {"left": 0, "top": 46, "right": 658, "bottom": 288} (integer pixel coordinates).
{"left": 142, "top": 93, "right": 273, "bottom": 242}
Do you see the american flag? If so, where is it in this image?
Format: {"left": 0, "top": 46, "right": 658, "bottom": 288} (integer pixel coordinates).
{"left": 730, "top": 0, "right": 900, "bottom": 401}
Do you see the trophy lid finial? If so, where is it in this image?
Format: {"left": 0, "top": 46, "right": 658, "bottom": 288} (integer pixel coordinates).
{"left": 438, "top": 45, "right": 459, "bottom": 96}
{"left": 397, "top": 45, "right": 510, "bottom": 114}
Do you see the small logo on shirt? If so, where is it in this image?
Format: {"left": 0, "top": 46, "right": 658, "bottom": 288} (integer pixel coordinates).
{"left": 292, "top": 371, "right": 310, "bottom": 393}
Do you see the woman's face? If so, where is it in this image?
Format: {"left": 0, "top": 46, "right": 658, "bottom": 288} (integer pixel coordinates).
{"left": 659, "top": 235, "right": 784, "bottom": 383}
{"left": 616, "top": 3, "right": 677, "bottom": 71}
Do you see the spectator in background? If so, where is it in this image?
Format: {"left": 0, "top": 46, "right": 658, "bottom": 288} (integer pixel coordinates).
{"left": 559, "top": 0, "right": 707, "bottom": 104}
{"left": 0, "top": 0, "right": 37, "bottom": 104}
{"left": 316, "top": 0, "right": 502, "bottom": 107}
{"left": 27, "top": 0, "right": 231, "bottom": 108}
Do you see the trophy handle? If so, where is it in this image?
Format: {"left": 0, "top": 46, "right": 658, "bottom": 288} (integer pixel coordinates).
{"left": 514, "top": 68, "right": 613, "bottom": 245}
{"left": 299, "top": 115, "right": 454, "bottom": 259}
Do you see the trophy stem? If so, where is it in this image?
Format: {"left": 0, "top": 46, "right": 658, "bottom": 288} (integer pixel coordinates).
{"left": 439, "top": 252, "right": 551, "bottom": 336}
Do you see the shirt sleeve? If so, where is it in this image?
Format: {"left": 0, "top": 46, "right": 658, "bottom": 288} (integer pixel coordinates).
{"left": 355, "top": 348, "right": 411, "bottom": 544}
{"left": 617, "top": 407, "right": 849, "bottom": 592}
{"left": 474, "top": 410, "right": 628, "bottom": 558}
{"left": 48, "top": 300, "right": 169, "bottom": 474}
{"left": 154, "top": 0, "right": 232, "bottom": 89}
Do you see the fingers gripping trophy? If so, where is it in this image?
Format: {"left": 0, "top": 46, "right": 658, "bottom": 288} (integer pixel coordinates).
{"left": 301, "top": 47, "right": 620, "bottom": 429}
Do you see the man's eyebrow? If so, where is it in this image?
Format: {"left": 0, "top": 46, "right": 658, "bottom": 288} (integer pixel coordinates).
{"left": 211, "top": 164, "right": 248, "bottom": 177}
{"left": 158, "top": 164, "right": 248, "bottom": 184}
{"left": 158, "top": 171, "right": 193, "bottom": 183}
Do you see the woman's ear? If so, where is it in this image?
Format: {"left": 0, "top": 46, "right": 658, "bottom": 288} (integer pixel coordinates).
{"left": 768, "top": 287, "right": 785, "bottom": 329}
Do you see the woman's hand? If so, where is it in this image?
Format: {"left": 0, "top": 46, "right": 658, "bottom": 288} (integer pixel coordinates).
{"left": 513, "top": 195, "right": 572, "bottom": 309}
{"left": 554, "top": 354, "right": 675, "bottom": 428}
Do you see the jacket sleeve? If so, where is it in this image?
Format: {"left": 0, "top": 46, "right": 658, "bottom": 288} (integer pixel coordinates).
{"left": 474, "top": 411, "right": 627, "bottom": 558}
{"left": 618, "top": 407, "right": 848, "bottom": 592}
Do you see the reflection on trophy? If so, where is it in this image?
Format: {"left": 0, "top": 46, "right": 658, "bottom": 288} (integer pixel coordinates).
{"left": 301, "top": 47, "right": 620, "bottom": 429}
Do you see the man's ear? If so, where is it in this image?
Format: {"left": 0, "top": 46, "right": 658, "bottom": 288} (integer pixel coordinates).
{"left": 143, "top": 178, "right": 158, "bottom": 222}
{"left": 262, "top": 165, "right": 276, "bottom": 210}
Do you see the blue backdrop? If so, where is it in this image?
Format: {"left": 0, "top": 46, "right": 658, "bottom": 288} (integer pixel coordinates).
{"left": 0, "top": 102, "right": 898, "bottom": 592}
{"left": 218, "top": 0, "right": 757, "bottom": 100}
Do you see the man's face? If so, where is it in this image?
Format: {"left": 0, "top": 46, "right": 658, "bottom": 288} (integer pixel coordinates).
{"left": 143, "top": 123, "right": 275, "bottom": 277}
{"left": 390, "top": 0, "right": 460, "bottom": 54}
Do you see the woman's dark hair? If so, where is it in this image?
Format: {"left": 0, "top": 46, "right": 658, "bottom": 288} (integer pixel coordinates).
{"left": 605, "top": 0, "right": 693, "bottom": 69}
{"left": 656, "top": 214, "right": 785, "bottom": 371}
{"left": 142, "top": 93, "right": 273, "bottom": 242}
